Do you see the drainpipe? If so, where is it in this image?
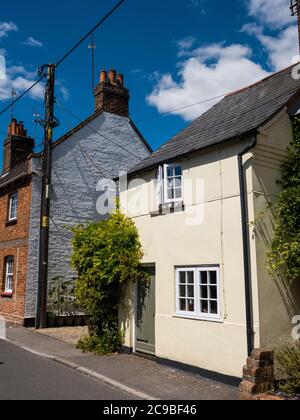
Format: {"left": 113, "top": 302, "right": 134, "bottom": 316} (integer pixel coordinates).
{"left": 238, "top": 134, "right": 257, "bottom": 357}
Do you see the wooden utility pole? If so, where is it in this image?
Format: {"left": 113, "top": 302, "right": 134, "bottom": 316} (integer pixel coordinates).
{"left": 291, "top": 0, "right": 300, "bottom": 53}
{"left": 36, "top": 64, "right": 56, "bottom": 329}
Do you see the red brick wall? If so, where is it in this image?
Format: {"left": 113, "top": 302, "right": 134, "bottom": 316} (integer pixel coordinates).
{"left": 0, "top": 179, "right": 32, "bottom": 323}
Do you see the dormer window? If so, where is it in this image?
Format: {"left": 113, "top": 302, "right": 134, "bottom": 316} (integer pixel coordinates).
{"left": 158, "top": 164, "right": 183, "bottom": 205}
{"left": 8, "top": 192, "right": 18, "bottom": 221}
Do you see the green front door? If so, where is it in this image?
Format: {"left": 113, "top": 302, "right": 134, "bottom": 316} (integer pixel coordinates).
{"left": 136, "top": 266, "right": 156, "bottom": 355}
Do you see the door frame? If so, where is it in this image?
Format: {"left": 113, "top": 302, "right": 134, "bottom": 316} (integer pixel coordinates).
{"left": 133, "top": 263, "right": 156, "bottom": 356}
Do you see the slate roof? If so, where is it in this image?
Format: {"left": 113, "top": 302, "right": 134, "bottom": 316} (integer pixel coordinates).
{"left": 0, "top": 160, "right": 30, "bottom": 190}
{"left": 129, "top": 64, "right": 300, "bottom": 175}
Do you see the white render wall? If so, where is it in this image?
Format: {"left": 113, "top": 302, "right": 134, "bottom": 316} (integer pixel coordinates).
{"left": 25, "top": 112, "right": 150, "bottom": 319}
{"left": 121, "top": 137, "right": 260, "bottom": 377}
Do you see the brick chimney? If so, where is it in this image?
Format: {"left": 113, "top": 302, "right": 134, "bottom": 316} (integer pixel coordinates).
{"left": 2, "top": 119, "right": 34, "bottom": 173}
{"left": 94, "top": 69, "right": 130, "bottom": 117}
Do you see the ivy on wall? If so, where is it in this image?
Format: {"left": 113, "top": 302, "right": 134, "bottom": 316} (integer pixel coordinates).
{"left": 71, "top": 207, "right": 148, "bottom": 355}
{"left": 266, "top": 117, "right": 300, "bottom": 283}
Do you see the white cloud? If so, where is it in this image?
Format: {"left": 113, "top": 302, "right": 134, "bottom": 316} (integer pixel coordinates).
{"left": 243, "top": 23, "right": 298, "bottom": 70}
{"left": 147, "top": 0, "right": 298, "bottom": 121}
{"left": 147, "top": 43, "right": 269, "bottom": 121}
{"left": 177, "top": 37, "right": 196, "bottom": 56}
{"left": 0, "top": 22, "right": 18, "bottom": 39}
{"left": 248, "top": 0, "right": 294, "bottom": 29}
{"left": 0, "top": 75, "right": 44, "bottom": 101}
{"left": 0, "top": 55, "right": 5, "bottom": 80}
{"left": 23, "top": 37, "right": 44, "bottom": 48}
{"left": 244, "top": 0, "right": 298, "bottom": 71}
{"left": 0, "top": 63, "right": 45, "bottom": 101}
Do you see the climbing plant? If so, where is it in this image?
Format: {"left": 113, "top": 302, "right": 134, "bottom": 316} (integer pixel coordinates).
{"left": 71, "top": 206, "right": 148, "bottom": 355}
{"left": 266, "top": 117, "right": 300, "bottom": 283}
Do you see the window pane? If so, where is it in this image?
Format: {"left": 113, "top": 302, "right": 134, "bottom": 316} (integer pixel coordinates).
{"left": 174, "top": 177, "right": 182, "bottom": 188}
{"left": 187, "top": 285, "right": 194, "bottom": 298}
{"left": 179, "top": 285, "right": 186, "bottom": 297}
{"left": 187, "top": 271, "right": 194, "bottom": 284}
{"left": 187, "top": 299, "right": 194, "bottom": 312}
{"left": 175, "top": 188, "right": 182, "bottom": 199}
{"left": 210, "top": 301, "right": 218, "bottom": 315}
{"left": 209, "top": 286, "right": 218, "bottom": 300}
{"left": 167, "top": 178, "right": 174, "bottom": 188}
{"left": 9, "top": 193, "right": 18, "bottom": 220}
{"left": 179, "top": 272, "right": 186, "bottom": 284}
{"left": 175, "top": 166, "right": 182, "bottom": 176}
{"left": 167, "top": 167, "right": 174, "bottom": 177}
{"left": 179, "top": 299, "right": 187, "bottom": 311}
{"left": 167, "top": 189, "right": 174, "bottom": 200}
{"left": 200, "top": 286, "right": 208, "bottom": 299}
{"left": 5, "top": 258, "right": 14, "bottom": 292}
{"left": 209, "top": 271, "right": 217, "bottom": 284}
{"left": 200, "top": 271, "right": 208, "bottom": 284}
{"left": 200, "top": 300, "right": 208, "bottom": 314}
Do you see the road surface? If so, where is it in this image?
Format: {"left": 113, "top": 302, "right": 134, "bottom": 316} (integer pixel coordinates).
{"left": 0, "top": 340, "right": 133, "bottom": 400}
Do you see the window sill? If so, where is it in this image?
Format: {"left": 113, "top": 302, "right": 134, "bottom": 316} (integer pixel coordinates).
{"left": 6, "top": 220, "right": 17, "bottom": 227}
{"left": 1, "top": 292, "right": 13, "bottom": 299}
{"left": 150, "top": 202, "right": 185, "bottom": 217}
{"left": 173, "top": 313, "right": 223, "bottom": 323}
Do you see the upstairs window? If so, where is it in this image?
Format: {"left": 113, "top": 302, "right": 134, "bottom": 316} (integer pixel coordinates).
{"left": 8, "top": 192, "right": 18, "bottom": 221}
{"left": 158, "top": 164, "right": 183, "bottom": 205}
{"left": 4, "top": 257, "right": 14, "bottom": 294}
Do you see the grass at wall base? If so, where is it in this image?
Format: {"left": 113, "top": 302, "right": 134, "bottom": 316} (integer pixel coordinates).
{"left": 71, "top": 207, "right": 149, "bottom": 356}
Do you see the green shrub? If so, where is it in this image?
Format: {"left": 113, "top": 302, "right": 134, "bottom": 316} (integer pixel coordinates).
{"left": 72, "top": 207, "right": 148, "bottom": 355}
{"left": 275, "top": 341, "right": 300, "bottom": 394}
{"left": 77, "top": 328, "right": 125, "bottom": 356}
{"left": 267, "top": 117, "right": 300, "bottom": 283}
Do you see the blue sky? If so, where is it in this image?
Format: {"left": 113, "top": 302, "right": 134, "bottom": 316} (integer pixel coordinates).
{"left": 0, "top": 0, "right": 298, "bottom": 169}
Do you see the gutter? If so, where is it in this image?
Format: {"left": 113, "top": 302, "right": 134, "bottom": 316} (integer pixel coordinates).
{"left": 237, "top": 134, "right": 257, "bottom": 357}
{"left": 127, "top": 129, "right": 258, "bottom": 180}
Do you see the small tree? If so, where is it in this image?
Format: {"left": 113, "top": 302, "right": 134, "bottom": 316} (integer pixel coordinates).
{"left": 71, "top": 207, "right": 148, "bottom": 355}
{"left": 267, "top": 117, "right": 300, "bottom": 283}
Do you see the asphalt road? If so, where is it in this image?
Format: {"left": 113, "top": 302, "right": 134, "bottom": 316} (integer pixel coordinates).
{"left": 0, "top": 340, "right": 133, "bottom": 400}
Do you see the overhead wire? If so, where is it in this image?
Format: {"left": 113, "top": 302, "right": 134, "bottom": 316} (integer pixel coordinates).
{"left": 0, "top": 0, "right": 126, "bottom": 118}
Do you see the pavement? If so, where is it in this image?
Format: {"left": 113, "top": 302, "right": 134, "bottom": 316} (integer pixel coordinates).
{"left": 0, "top": 340, "right": 132, "bottom": 400}
{"left": 2, "top": 325, "right": 239, "bottom": 400}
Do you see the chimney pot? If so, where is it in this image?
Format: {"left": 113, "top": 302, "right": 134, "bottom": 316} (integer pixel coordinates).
{"left": 11, "top": 119, "right": 17, "bottom": 136}
{"left": 100, "top": 70, "right": 107, "bottom": 84}
{"left": 94, "top": 68, "right": 130, "bottom": 117}
{"left": 2, "top": 119, "right": 34, "bottom": 173}
{"left": 108, "top": 69, "right": 117, "bottom": 85}
{"left": 117, "top": 73, "right": 124, "bottom": 87}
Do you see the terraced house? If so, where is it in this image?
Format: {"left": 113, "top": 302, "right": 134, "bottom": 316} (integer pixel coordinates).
{"left": 0, "top": 69, "right": 151, "bottom": 324}
{"left": 120, "top": 65, "right": 300, "bottom": 378}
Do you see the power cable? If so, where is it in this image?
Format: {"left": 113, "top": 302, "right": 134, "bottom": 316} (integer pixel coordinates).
{"left": 56, "top": 99, "right": 145, "bottom": 161}
{"left": 0, "top": 0, "right": 125, "bottom": 118}
{"left": 135, "top": 93, "right": 226, "bottom": 123}
{"left": 55, "top": 0, "right": 125, "bottom": 68}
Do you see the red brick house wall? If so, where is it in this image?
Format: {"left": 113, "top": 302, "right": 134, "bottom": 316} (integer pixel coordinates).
{"left": 0, "top": 179, "right": 32, "bottom": 323}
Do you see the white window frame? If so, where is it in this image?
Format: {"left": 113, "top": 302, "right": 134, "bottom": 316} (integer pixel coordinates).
{"left": 176, "top": 267, "right": 221, "bottom": 321}
{"left": 162, "top": 164, "right": 183, "bottom": 204}
{"left": 5, "top": 257, "right": 14, "bottom": 294}
{"left": 8, "top": 192, "right": 18, "bottom": 221}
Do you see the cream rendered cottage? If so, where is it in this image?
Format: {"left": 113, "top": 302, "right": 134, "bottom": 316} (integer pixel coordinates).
{"left": 119, "top": 65, "right": 300, "bottom": 379}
